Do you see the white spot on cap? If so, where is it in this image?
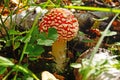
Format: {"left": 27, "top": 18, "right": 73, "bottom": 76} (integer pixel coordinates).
{"left": 48, "top": 21, "right": 51, "bottom": 24}
{"left": 42, "top": 26, "right": 47, "bottom": 31}
{"left": 57, "top": 17, "right": 61, "bottom": 19}
{"left": 51, "top": 17, "right": 54, "bottom": 19}
{"left": 55, "top": 23, "right": 59, "bottom": 26}
{"left": 61, "top": 18, "right": 66, "bottom": 22}
{"left": 68, "top": 32, "right": 72, "bottom": 35}
{"left": 58, "top": 20, "right": 62, "bottom": 23}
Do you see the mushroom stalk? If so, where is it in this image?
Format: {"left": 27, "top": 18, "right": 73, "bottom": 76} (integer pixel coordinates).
{"left": 52, "top": 39, "right": 67, "bottom": 71}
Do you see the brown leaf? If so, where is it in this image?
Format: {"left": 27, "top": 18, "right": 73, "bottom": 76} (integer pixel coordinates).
{"left": 53, "top": 72, "right": 65, "bottom": 80}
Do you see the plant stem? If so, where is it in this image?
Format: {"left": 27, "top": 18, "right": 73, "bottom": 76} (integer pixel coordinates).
{"left": 64, "top": 6, "right": 120, "bottom": 13}
{"left": 2, "top": 69, "right": 14, "bottom": 80}
{"left": 14, "top": 12, "right": 42, "bottom": 80}
{"left": 3, "top": 64, "right": 40, "bottom": 80}
{"left": 89, "top": 13, "right": 119, "bottom": 65}
{"left": 32, "top": 4, "right": 120, "bottom": 13}
{"left": 81, "top": 13, "right": 119, "bottom": 80}
{"left": 0, "top": 14, "right": 10, "bottom": 39}
{"left": 19, "top": 12, "right": 41, "bottom": 64}
{"left": 15, "top": 65, "right": 40, "bottom": 80}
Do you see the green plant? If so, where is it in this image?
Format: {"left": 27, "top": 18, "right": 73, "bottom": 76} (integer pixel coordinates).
{"left": 0, "top": 27, "right": 57, "bottom": 79}
{"left": 0, "top": 0, "right": 58, "bottom": 79}
{"left": 71, "top": 59, "right": 109, "bottom": 79}
{"left": 0, "top": 56, "right": 39, "bottom": 80}
{"left": 71, "top": 13, "right": 119, "bottom": 80}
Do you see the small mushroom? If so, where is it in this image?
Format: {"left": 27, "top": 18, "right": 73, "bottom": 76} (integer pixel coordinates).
{"left": 39, "top": 8, "right": 79, "bottom": 71}
{"left": 41, "top": 71, "right": 58, "bottom": 80}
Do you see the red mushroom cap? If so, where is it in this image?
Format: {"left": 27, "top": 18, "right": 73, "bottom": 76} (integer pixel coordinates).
{"left": 39, "top": 8, "right": 79, "bottom": 41}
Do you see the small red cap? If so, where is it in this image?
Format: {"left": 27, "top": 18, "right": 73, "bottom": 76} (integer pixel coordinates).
{"left": 39, "top": 8, "right": 79, "bottom": 41}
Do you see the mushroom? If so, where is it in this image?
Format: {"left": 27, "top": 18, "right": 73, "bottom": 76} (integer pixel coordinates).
{"left": 39, "top": 8, "right": 79, "bottom": 71}
{"left": 41, "top": 71, "right": 58, "bottom": 80}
